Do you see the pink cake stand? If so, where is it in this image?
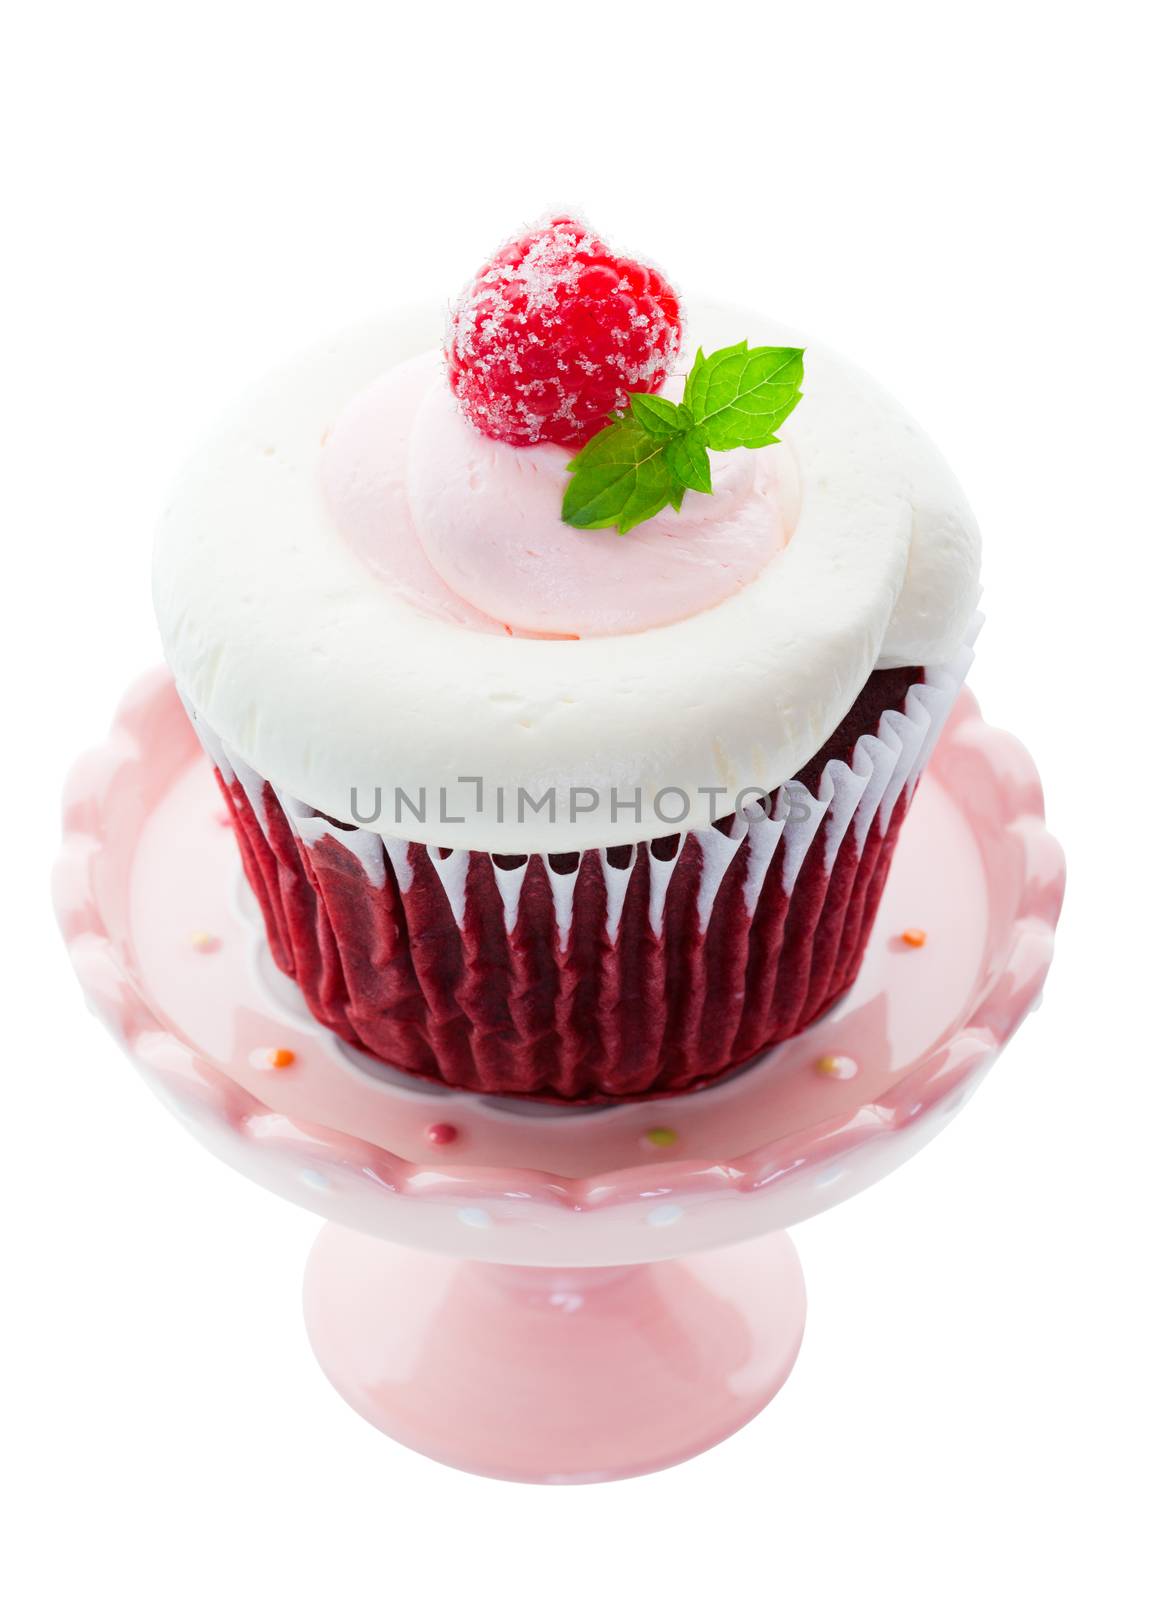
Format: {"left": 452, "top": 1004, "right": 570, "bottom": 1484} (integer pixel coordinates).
{"left": 54, "top": 672, "right": 1064, "bottom": 1483}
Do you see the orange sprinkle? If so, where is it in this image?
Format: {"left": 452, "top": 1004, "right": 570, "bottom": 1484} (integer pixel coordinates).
{"left": 816, "top": 1053, "right": 858, "bottom": 1080}
{"left": 267, "top": 1048, "right": 296, "bottom": 1069}
{"left": 901, "top": 928, "right": 928, "bottom": 948}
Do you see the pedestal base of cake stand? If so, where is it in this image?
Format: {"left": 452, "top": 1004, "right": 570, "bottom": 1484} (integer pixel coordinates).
{"left": 304, "top": 1225, "right": 805, "bottom": 1484}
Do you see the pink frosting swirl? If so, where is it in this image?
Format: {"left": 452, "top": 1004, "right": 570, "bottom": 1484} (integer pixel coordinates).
{"left": 320, "top": 352, "right": 797, "bottom": 638}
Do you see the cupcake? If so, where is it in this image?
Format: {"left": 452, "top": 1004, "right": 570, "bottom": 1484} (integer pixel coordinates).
{"left": 153, "top": 216, "right": 979, "bottom": 1102}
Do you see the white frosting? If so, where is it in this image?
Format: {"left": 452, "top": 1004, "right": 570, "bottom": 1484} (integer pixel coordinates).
{"left": 153, "top": 303, "right": 980, "bottom": 851}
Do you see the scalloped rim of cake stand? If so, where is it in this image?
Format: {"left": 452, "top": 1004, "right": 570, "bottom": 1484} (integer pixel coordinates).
{"left": 54, "top": 671, "right": 1064, "bottom": 1259}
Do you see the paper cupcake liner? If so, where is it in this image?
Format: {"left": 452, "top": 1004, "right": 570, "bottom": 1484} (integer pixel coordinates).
{"left": 188, "top": 638, "right": 972, "bottom": 1102}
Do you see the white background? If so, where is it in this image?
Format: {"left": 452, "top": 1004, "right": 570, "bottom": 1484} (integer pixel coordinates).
{"left": 4, "top": 3, "right": 1150, "bottom": 1596}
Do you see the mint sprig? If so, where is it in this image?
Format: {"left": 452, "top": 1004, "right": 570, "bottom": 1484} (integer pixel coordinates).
{"left": 562, "top": 341, "right": 804, "bottom": 535}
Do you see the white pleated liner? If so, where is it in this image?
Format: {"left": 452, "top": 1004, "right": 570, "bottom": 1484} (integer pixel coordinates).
{"left": 184, "top": 627, "right": 973, "bottom": 954}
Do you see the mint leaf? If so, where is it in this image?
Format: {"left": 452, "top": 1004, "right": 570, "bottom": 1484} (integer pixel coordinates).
{"left": 666, "top": 427, "right": 711, "bottom": 494}
{"left": 687, "top": 345, "right": 707, "bottom": 392}
{"left": 562, "top": 417, "right": 677, "bottom": 536}
{"left": 628, "top": 392, "right": 684, "bottom": 438}
{"left": 685, "top": 341, "right": 804, "bottom": 449}
{"left": 561, "top": 338, "right": 804, "bottom": 534}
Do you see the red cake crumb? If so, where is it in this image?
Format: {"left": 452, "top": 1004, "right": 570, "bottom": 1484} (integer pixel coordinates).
{"left": 446, "top": 215, "right": 681, "bottom": 447}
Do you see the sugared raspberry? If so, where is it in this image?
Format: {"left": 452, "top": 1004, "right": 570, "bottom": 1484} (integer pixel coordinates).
{"left": 446, "top": 216, "right": 681, "bottom": 447}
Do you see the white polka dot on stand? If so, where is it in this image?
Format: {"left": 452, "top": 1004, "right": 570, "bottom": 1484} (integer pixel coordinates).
{"left": 458, "top": 1206, "right": 492, "bottom": 1229}
{"left": 814, "top": 1165, "right": 847, "bottom": 1189}
{"left": 646, "top": 1203, "right": 684, "bottom": 1228}
{"left": 299, "top": 1169, "right": 331, "bottom": 1191}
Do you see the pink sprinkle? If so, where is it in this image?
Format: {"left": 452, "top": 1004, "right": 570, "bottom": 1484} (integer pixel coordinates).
{"left": 425, "top": 1122, "right": 459, "bottom": 1147}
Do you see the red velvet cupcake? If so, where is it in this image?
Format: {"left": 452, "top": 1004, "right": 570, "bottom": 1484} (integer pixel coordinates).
{"left": 156, "top": 218, "right": 980, "bottom": 1101}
